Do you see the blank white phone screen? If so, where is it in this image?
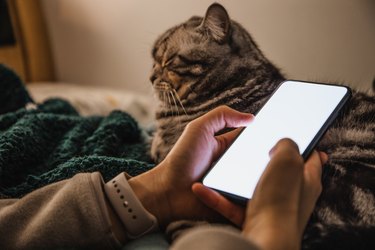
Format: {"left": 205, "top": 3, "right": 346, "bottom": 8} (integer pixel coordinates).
{"left": 203, "top": 81, "right": 348, "bottom": 200}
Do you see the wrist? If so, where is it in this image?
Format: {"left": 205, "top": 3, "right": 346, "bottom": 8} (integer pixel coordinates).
{"left": 242, "top": 212, "right": 300, "bottom": 250}
{"left": 104, "top": 173, "right": 159, "bottom": 238}
{"left": 128, "top": 165, "right": 172, "bottom": 228}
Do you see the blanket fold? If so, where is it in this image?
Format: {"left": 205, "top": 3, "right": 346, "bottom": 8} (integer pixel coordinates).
{"left": 0, "top": 64, "right": 154, "bottom": 198}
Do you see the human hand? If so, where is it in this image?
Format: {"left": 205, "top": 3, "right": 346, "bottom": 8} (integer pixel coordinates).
{"left": 193, "top": 139, "right": 327, "bottom": 250}
{"left": 242, "top": 139, "right": 326, "bottom": 250}
{"left": 128, "top": 106, "right": 253, "bottom": 227}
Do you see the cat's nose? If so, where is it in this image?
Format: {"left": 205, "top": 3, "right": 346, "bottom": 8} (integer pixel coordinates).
{"left": 150, "top": 73, "right": 157, "bottom": 84}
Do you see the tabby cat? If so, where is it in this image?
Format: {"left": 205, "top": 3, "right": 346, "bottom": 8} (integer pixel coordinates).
{"left": 150, "top": 3, "right": 375, "bottom": 249}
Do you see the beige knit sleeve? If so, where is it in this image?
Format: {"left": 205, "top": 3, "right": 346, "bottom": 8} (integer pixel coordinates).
{"left": 171, "top": 225, "right": 261, "bottom": 250}
{"left": 0, "top": 172, "right": 123, "bottom": 249}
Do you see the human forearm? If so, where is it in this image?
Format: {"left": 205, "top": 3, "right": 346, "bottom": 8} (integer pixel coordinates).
{"left": 0, "top": 172, "right": 125, "bottom": 249}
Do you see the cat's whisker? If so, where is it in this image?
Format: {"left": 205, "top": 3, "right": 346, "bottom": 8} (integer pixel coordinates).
{"left": 172, "top": 89, "right": 188, "bottom": 115}
{"left": 159, "top": 89, "right": 165, "bottom": 104}
{"left": 170, "top": 91, "right": 184, "bottom": 125}
{"left": 162, "top": 91, "right": 168, "bottom": 117}
{"left": 166, "top": 91, "right": 173, "bottom": 117}
{"left": 170, "top": 91, "right": 180, "bottom": 118}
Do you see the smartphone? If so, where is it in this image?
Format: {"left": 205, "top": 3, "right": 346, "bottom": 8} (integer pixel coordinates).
{"left": 202, "top": 80, "right": 351, "bottom": 204}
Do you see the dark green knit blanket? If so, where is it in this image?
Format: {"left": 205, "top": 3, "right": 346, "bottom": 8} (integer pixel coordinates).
{"left": 0, "top": 64, "right": 154, "bottom": 198}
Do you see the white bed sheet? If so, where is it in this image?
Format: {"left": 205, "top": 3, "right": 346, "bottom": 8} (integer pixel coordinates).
{"left": 27, "top": 82, "right": 156, "bottom": 126}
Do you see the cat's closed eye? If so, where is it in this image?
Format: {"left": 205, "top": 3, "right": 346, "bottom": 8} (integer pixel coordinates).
{"left": 165, "top": 55, "right": 204, "bottom": 76}
{"left": 168, "top": 64, "right": 204, "bottom": 77}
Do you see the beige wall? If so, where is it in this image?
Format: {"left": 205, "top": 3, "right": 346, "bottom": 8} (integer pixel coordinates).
{"left": 41, "top": 0, "right": 375, "bottom": 94}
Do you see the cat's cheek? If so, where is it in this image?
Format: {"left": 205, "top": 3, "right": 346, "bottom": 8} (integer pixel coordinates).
{"left": 178, "top": 84, "right": 191, "bottom": 99}
{"left": 168, "top": 71, "right": 181, "bottom": 84}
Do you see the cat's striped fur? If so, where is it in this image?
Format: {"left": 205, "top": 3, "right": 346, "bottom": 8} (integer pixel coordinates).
{"left": 150, "top": 3, "right": 375, "bottom": 249}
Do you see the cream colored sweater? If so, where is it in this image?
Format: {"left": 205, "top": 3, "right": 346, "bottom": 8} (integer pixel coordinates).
{"left": 0, "top": 172, "right": 259, "bottom": 250}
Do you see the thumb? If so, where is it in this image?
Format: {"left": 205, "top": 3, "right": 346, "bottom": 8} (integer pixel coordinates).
{"left": 191, "top": 106, "right": 253, "bottom": 135}
{"left": 251, "top": 138, "right": 304, "bottom": 209}
{"left": 214, "top": 127, "right": 244, "bottom": 160}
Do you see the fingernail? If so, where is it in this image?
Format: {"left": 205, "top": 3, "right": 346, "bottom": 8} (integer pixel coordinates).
{"left": 269, "top": 145, "right": 277, "bottom": 157}
{"left": 320, "top": 152, "right": 329, "bottom": 164}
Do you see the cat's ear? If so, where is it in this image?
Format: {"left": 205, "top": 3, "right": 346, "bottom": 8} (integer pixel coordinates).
{"left": 200, "top": 3, "right": 230, "bottom": 43}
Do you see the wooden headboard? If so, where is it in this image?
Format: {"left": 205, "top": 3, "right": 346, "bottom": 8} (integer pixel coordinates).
{"left": 0, "top": 0, "right": 55, "bottom": 82}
